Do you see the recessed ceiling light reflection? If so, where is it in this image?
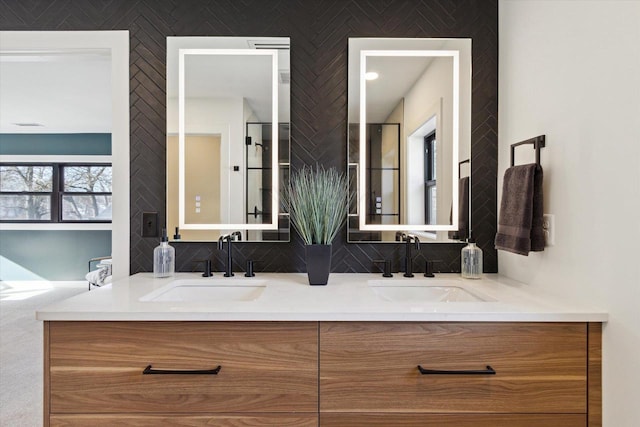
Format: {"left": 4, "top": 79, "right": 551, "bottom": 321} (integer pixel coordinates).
{"left": 365, "top": 71, "right": 379, "bottom": 81}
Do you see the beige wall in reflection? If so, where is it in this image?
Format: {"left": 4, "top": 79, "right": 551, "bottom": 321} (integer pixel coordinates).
{"left": 167, "top": 135, "right": 221, "bottom": 240}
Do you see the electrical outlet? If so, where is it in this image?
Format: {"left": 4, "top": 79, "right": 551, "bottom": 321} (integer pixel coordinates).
{"left": 141, "top": 212, "right": 159, "bottom": 237}
{"left": 542, "top": 214, "right": 555, "bottom": 246}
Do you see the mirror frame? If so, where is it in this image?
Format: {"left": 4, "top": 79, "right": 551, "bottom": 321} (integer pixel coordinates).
{"left": 349, "top": 38, "right": 471, "bottom": 235}
{"left": 177, "top": 48, "right": 280, "bottom": 231}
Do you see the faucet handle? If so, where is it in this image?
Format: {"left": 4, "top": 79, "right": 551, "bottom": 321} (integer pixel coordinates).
{"left": 192, "top": 259, "right": 213, "bottom": 277}
{"left": 424, "top": 260, "right": 435, "bottom": 278}
{"left": 373, "top": 260, "right": 393, "bottom": 277}
{"left": 245, "top": 260, "right": 256, "bottom": 277}
{"left": 203, "top": 259, "right": 213, "bottom": 277}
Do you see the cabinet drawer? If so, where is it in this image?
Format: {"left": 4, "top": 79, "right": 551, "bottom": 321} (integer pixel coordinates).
{"left": 320, "top": 413, "right": 586, "bottom": 427}
{"left": 320, "top": 322, "right": 587, "bottom": 413}
{"left": 48, "top": 322, "right": 318, "bottom": 414}
{"left": 51, "top": 414, "right": 318, "bottom": 426}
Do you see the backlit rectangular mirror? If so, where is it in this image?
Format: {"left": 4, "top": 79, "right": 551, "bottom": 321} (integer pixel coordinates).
{"left": 167, "top": 37, "right": 290, "bottom": 242}
{"left": 347, "top": 38, "right": 471, "bottom": 243}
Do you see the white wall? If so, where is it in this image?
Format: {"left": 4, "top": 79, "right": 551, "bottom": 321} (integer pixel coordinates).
{"left": 499, "top": 1, "right": 640, "bottom": 425}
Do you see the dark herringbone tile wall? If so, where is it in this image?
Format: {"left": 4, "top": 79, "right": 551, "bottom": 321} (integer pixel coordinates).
{"left": 0, "top": 0, "right": 498, "bottom": 275}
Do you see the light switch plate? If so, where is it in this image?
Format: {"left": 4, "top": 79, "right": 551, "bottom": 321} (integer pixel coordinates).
{"left": 141, "top": 212, "right": 158, "bottom": 237}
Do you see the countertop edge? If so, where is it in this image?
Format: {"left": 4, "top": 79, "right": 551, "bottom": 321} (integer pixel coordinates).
{"left": 35, "top": 273, "right": 609, "bottom": 323}
{"left": 36, "top": 311, "right": 609, "bottom": 323}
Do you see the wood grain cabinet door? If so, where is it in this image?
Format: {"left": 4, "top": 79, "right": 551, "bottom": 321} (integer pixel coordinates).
{"left": 47, "top": 321, "right": 318, "bottom": 414}
{"left": 319, "top": 322, "right": 587, "bottom": 414}
{"left": 50, "top": 414, "right": 319, "bottom": 427}
{"left": 320, "top": 413, "right": 586, "bottom": 427}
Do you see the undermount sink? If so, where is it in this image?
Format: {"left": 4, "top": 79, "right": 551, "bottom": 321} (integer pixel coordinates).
{"left": 368, "top": 280, "right": 492, "bottom": 303}
{"left": 140, "top": 279, "right": 266, "bottom": 303}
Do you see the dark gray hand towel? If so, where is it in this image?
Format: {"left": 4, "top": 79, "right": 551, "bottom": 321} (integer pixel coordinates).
{"left": 495, "top": 164, "right": 544, "bottom": 255}
{"left": 449, "top": 176, "right": 470, "bottom": 240}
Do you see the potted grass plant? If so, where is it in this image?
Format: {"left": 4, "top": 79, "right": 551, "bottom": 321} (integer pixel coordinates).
{"left": 282, "top": 165, "right": 350, "bottom": 285}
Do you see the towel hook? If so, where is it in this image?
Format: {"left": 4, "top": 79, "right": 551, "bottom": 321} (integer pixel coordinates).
{"left": 510, "top": 135, "right": 545, "bottom": 167}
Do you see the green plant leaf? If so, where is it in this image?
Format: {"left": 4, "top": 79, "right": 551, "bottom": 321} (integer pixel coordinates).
{"left": 282, "top": 165, "right": 350, "bottom": 245}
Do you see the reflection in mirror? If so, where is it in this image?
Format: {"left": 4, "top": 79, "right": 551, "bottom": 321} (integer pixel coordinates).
{"left": 347, "top": 38, "right": 471, "bottom": 243}
{"left": 167, "top": 37, "right": 290, "bottom": 242}
{"left": 244, "top": 121, "right": 290, "bottom": 241}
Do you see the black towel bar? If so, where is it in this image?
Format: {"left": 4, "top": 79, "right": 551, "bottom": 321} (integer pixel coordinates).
{"left": 458, "top": 159, "right": 470, "bottom": 178}
{"left": 510, "top": 135, "right": 545, "bottom": 166}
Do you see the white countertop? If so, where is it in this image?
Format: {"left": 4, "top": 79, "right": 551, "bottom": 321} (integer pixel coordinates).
{"left": 36, "top": 273, "right": 608, "bottom": 322}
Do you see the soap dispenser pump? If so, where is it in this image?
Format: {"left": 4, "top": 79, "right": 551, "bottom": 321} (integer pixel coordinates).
{"left": 153, "top": 228, "right": 175, "bottom": 278}
{"left": 461, "top": 237, "right": 483, "bottom": 279}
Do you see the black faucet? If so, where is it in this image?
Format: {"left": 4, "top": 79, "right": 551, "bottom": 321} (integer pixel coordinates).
{"left": 400, "top": 232, "right": 420, "bottom": 277}
{"left": 217, "top": 231, "right": 242, "bottom": 277}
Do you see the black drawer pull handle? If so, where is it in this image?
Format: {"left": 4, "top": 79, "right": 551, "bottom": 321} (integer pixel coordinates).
{"left": 417, "top": 365, "right": 496, "bottom": 375}
{"left": 143, "top": 365, "right": 221, "bottom": 375}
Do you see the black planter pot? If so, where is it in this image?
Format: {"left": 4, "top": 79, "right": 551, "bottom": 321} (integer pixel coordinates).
{"left": 305, "top": 244, "right": 332, "bottom": 285}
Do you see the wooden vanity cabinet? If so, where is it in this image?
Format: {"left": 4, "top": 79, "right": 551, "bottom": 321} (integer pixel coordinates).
{"left": 319, "top": 322, "right": 602, "bottom": 427}
{"left": 44, "top": 321, "right": 318, "bottom": 427}
{"left": 45, "top": 321, "right": 602, "bottom": 427}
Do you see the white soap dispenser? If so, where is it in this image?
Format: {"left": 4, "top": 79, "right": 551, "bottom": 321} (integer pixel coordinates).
{"left": 461, "top": 237, "right": 483, "bottom": 279}
{"left": 153, "top": 228, "right": 175, "bottom": 278}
